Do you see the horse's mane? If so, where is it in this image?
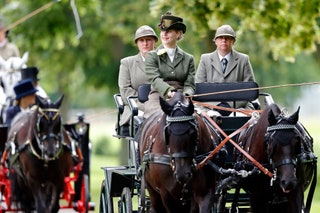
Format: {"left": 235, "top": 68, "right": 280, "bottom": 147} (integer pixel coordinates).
{"left": 258, "top": 103, "right": 281, "bottom": 125}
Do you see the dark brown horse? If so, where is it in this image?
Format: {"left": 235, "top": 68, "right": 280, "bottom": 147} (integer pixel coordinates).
{"left": 234, "top": 103, "right": 317, "bottom": 213}
{"left": 139, "top": 92, "right": 224, "bottom": 213}
{"left": 6, "top": 95, "right": 73, "bottom": 213}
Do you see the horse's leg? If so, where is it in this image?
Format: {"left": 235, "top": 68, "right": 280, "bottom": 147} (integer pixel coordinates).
{"left": 287, "top": 185, "right": 305, "bottom": 213}
{"left": 32, "top": 187, "right": 47, "bottom": 213}
{"left": 46, "top": 182, "right": 60, "bottom": 213}
{"left": 146, "top": 185, "right": 166, "bottom": 213}
{"left": 250, "top": 193, "right": 270, "bottom": 213}
{"left": 189, "top": 184, "right": 215, "bottom": 213}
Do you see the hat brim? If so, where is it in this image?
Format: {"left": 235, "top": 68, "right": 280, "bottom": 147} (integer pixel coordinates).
{"left": 16, "top": 88, "right": 38, "bottom": 100}
{"left": 214, "top": 34, "right": 236, "bottom": 41}
{"left": 160, "top": 23, "right": 186, "bottom": 34}
{"left": 135, "top": 34, "right": 158, "bottom": 42}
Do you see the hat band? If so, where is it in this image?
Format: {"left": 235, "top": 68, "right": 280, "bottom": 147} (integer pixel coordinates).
{"left": 159, "top": 19, "right": 175, "bottom": 30}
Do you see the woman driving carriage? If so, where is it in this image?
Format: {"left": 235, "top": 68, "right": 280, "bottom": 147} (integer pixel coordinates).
{"left": 143, "top": 11, "right": 196, "bottom": 118}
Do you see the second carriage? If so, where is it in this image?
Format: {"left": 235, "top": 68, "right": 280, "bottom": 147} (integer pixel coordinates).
{"left": 0, "top": 111, "right": 95, "bottom": 213}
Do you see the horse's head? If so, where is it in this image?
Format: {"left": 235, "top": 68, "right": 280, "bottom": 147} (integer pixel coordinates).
{"left": 35, "top": 95, "right": 64, "bottom": 161}
{"left": 0, "top": 52, "right": 28, "bottom": 71}
{"left": 160, "top": 92, "right": 197, "bottom": 184}
{"left": 265, "top": 105, "right": 301, "bottom": 193}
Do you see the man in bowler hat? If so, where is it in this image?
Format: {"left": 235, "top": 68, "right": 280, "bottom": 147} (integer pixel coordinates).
{"left": 21, "top": 66, "right": 48, "bottom": 99}
{"left": 195, "top": 24, "right": 256, "bottom": 115}
{"left": 5, "top": 79, "right": 37, "bottom": 125}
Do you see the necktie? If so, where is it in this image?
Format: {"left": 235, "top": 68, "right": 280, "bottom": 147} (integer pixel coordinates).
{"left": 222, "top": 58, "right": 228, "bottom": 73}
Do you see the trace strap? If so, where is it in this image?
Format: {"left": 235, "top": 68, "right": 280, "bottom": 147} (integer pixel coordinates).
{"left": 197, "top": 111, "right": 274, "bottom": 178}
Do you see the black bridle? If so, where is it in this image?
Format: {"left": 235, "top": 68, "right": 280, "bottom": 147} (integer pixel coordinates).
{"left": 163, "top": 101, "right": 198, "bottom": 159}
{"left": 265, "top": 120, "right": 300, "bottom": 170}
{"left": 30, "top": 107, "right": 64, "bottom": 162}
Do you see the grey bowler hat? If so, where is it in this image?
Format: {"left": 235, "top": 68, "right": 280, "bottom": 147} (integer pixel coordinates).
{"left": 134, "top": 25, "right": 158, "bottom": 43}
{"left": 214, "top": 25, "right": 236, "bottom": 41}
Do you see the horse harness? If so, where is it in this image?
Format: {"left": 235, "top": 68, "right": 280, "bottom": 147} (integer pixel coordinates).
{"left": 4, "top": 107, "right": 73, "bottom": 173}
{"left": 142, "top": 114, "right": 198, "bottom": 167}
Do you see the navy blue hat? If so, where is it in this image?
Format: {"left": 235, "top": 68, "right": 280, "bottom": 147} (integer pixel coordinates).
{"left": 21, "top": 67, "right": 39, "bottom": 81}
{"left": 14, "top": 79, "right": 38, "bottom": 100}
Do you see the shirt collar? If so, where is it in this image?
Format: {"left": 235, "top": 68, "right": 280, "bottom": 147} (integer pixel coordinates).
{"left": 218, "top": 52, "right": 231, "bottom": 61}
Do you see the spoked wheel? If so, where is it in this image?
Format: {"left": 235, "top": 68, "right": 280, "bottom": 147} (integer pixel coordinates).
{"left": 99, "top": 180, "right": 113, "bottom": 213}
{"left": 118, "top": 187, "right": 132, "bottom": 213}
{"left": 77, "top": 174, "right": 89, "bottom": 213}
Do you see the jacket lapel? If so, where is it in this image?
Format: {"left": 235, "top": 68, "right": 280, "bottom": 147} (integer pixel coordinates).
{"left": 211, "top": 52, "right": 223, "bottom": 74}
{"left": 156, "top": 45, "right": 185, "bottom": 69}
{"left": 135, "top": 54, "right": 144, "bottom": 72}
{"left": 172, "top": 47, "right": 184, "bottom": 68}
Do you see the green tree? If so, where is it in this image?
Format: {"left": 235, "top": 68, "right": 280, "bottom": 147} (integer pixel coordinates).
{"left": 149, "top": 0, "right": 320, "bottom": 106}
{"left": 1, "top": 0, "right": 319, "bottom": 110}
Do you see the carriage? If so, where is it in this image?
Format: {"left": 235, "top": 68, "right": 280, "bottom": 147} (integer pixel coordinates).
{"left": 100, "top": 82, "right": 317, "bottom": 213}
{"left": 0, "top": 99, "right": 95, "bottom": 212}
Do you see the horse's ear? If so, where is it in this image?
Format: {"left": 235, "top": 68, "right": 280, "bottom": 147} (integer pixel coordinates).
{"left": 36, "top": 95, "right": 46, "bottom": 108}
{"left": 21, "top": 52, "right": 29, "bottom": 64}
{"left": 53, "top": 95, "right": 64, "bottom": 108}
{"left": 268, "top": 108, "right": 277, "bottom": 125}
{"left": 288, "top": 106, "right": 300, "bottom": 124}
{"left": 159, "top": 96, "right": 172, "bottom": 115}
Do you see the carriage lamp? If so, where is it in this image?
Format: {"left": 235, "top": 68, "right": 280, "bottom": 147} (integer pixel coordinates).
{"left": 75, "top": 113, "right": 88, "bottom": 135}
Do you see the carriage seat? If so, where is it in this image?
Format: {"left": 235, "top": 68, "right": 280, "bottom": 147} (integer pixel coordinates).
{"left": 113, "top": 94, "right": 127, "bottom": 137}
{"left": 193, "top": 82, "right": 260, "bottom": 165}
{"left": 113, "top": 84, "right": 151, "bottom": 138}
{"left": 193, "top": 82, "right": 259, "bottom": 132}
{"left": 127, "top": 84, "right": 151, "bottom": 138}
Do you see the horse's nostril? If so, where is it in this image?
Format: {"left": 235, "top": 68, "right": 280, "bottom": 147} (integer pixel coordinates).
{"left": 175, "top": 172, "right": 193, "bottom": 184}
{"left": 281, "top": 179, "right": 297, "bottom": 192}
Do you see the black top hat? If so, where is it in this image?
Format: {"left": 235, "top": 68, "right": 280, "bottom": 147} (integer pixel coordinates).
{"left": 21, "top": 67, "right": 40, "bottom": 81}
{"left": 14, "top": 79, "right": 38, "bottom": 100}
{"left": 158, "top": 11, "right": 186, "bottom": 34}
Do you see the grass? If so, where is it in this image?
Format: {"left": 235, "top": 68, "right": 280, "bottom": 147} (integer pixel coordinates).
{"left": 86, "top": 110, "right": 320, "bottom": 213}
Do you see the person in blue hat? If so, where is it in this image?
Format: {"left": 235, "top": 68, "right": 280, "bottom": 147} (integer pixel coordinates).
{"left": 5, "top": 79, "right": 37, "bottom": 125}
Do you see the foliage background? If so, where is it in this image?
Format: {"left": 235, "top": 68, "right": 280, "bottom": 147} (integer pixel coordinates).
{"left": 0, "top": 1, "right": 319, "bottom": 212}
{"left": 0, "top": 0, "right": 319, "bottom": 117}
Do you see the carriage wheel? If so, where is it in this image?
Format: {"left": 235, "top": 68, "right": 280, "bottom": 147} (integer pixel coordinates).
{"left": 79, "top": 174, "right": 90, "bottom": 213}
{"left": 118, "top": 187, "right": 132, "bottom": 213}
{"left": 99, "top": 180, "right": 113, "bottom": 213}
